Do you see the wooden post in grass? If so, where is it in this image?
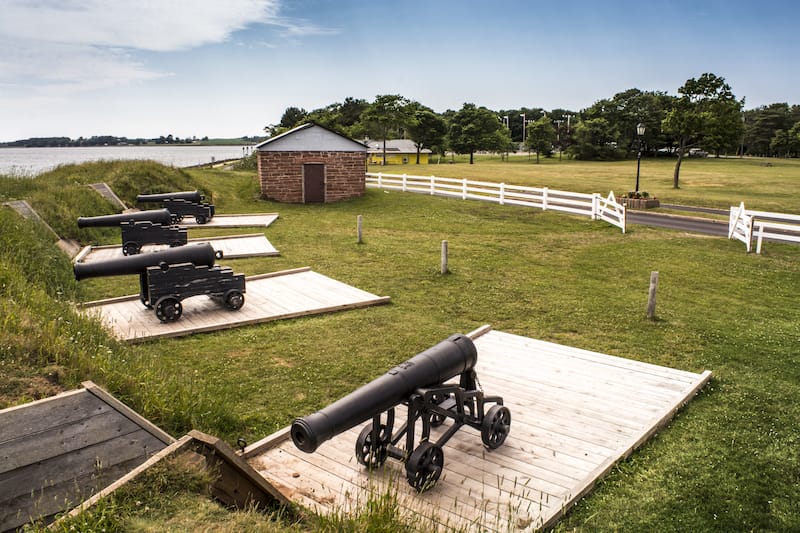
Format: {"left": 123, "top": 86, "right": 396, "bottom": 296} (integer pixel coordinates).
{"left": 357, "top": 215, "right": 363, "bottom": 244}
{"left": 647, "top": 271, "right": 659, "bottom": 320}
{"left": 441, "top": 240, "right": 449, "bottom": 274}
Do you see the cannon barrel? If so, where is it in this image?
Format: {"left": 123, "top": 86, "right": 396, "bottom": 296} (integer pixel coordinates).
{"left": 74, "top": 243, "right": 216, "bottom": 281}
{"left": 291, "top": 334, "right": 477, "bottom": 453}
{"left": 77, "top": 209, "right": 172, "bottom": 228}
{"left": 137, "top": 190, "right": 203, "bottom": 204}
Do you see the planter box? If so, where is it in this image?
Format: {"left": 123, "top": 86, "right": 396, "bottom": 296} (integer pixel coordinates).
{"left": 622, "top": 198, "right": 660, "bottom": 209}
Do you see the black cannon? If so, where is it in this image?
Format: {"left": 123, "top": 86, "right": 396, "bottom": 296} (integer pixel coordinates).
{"left": 74, "top": 243, "right": 245, "bottom": 322}
{"left": 136, "top": 191, "right": 215, "bottom": 224}
{"left": 291, "top": 334, "right": 510, "bottom": 492}
{"left": 77, "top": 209, "right": 187, "bottom": 255}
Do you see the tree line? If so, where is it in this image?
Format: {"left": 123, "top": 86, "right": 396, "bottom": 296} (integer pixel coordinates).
{"left": 266, "top": 73, "right": 800, "bottom": 189}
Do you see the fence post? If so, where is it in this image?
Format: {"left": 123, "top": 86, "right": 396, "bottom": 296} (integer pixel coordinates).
{"left": 621, "top": 206, "right": 627, "bottom": 234}
{"left": 499, "top": 183, "right": 505, "bottom": 205}
{"left": 377, "top": 172, "right": 382, "bottom": 188}
{"left": 542, "top": 187, "right": 548, "bottom": 210}
{"left": 357, "top": 215, "right": 363, "bottom": 244}
{"left": 462, "top": 178, "right": 468, "bottom": 200}
{"left": 402, "top": 174, "right": 407, "bottom": 192}
{"left": 592, "top": 193, "right": 599, "bottom": 220}
{"left": 441, "top": 240, "right": 449, "bottom": 274}
{"left": 430, "top": 175, "right": 435, "bottom": 195}
{"left": 647, "top": 271, "right": 659, "bottom": 320}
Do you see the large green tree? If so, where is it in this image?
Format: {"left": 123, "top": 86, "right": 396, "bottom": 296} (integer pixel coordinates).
{"left": 743, "top": 103, "right": 800, "bottom": 156}
{"left": 662, "top": 73, "right": 743, "bottom": 188}
{"left": 406, "top": 103, "right": 448, "bottom": 163}
{"left": 447, "top": 103, "right": 509, "bottom": 164}
{"left": 524, "top": 116, "right": 556, "bottom": 163}
{"left": 583, "top": 89, "right": 674, "bottom": 157}
{"left": 567, "top": 118, "right": 623, "bottom": 160}
{"left": 360, "top": 94, "right": 412, "bottom": 165}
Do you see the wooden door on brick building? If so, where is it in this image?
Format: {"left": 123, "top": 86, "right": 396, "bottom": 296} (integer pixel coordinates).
{"left": 303, "top": 164, "right": 325, "bottom": 203}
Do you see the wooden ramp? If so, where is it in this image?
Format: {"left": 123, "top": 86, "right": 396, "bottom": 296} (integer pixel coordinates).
{"left": 181, "top": 213, "right": 279, "bottom": 228}
{"left": 74, "top": 233, "right": 279, "bottom": 263}
{"left": 244, "top": 327, "right": 711, "bottom": 532}
{"left": 88, "top": 182, "right": 127, "bottom": 210}
{"left": 3, "top": 200, "right": 84, "bottom": 258}
{"left": 0, "top": 381, "right": 173, "bottom": 532}
{"left": 81, "top": 268, "right": 390, "bottom": 343}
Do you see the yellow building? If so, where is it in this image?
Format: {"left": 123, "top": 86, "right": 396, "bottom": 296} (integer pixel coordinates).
{"left": 367, "top": 139, "right": 432, "bottom": 165}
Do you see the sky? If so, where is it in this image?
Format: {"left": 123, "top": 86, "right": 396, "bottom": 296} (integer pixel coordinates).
{"left": 0, "top": 0, "right": 798, "bottom": 142}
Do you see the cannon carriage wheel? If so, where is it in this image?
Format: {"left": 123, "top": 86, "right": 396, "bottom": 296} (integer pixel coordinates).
{"left": 194, "top": 214, "right": 208, "bottom": 224}
{"left": 427, "top": 391, "right": 452, "bottom": 428}
{"left": 224, "top": 290, "right": 245, "bottom": 310}
{"left": 481, "top": 405, "right": 511, "bottom": 449}
{"left": 406, "top": 441, "right": 444, "bottom": 492}
{"left": 155, "top": 296, "right": 182, "bottom": 322}
{"left": 122, "top": 242, "right": 140, "bottom": 256}
{"left": 355, "top": 424, "right": 390, "bottom": 469}
{"left": 170, "top": 214, "right": 183, "bottom": 225}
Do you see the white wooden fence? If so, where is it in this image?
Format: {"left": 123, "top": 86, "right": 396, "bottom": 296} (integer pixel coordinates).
{"left": 366, "top": 173, "right": 626, "bottom": 232}
{"left": 728, "top": 201, "right": 800, "bottom": 253}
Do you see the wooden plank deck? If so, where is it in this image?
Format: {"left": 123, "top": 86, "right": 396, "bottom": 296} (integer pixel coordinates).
{"left": 180, "top": 213, "right": 279, "bottom": 228}
{"left": 80, "top": 268, "right": 390, "bottom": 343}
{"left": 0, "top": 382, "right": 173, "bottom": 532}
{"left": 74, "top": 233, "right": 279, "bottom": 263}
{"left": 245, "top": 327, "right": 711, "bottom": 532}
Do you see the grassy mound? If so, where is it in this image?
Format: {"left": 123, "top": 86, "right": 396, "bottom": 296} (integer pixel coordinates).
{"left": 0, "top": 160, "right": 206, "bottom": 242}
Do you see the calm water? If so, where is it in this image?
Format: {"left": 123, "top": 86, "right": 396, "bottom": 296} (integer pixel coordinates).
{"left": 0, "top": 145, "right": 255, "bottom": 176}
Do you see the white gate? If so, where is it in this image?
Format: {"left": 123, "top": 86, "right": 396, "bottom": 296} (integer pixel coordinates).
{"left": 595, "top": 191, "right": 627, "bottom": 233}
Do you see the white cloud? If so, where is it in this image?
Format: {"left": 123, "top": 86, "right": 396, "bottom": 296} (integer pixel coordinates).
{"left": 0, "top": 0, "right": 284, "bottom": 51}
{"left": 0, "top": 37, "right": 166, "bottom": 96}
{"left": 0, "top": 0, "right": 335, "bottom": 100}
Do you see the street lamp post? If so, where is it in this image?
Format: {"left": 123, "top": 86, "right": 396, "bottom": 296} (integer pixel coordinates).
{"left": 554, "top": 119, "right": 564, "bottom": 161}
{"left": 635, "top": 122, "right": 645, "bottom": 193}
{"left": 502, "top": 115, "right": 509, "bottom": 161}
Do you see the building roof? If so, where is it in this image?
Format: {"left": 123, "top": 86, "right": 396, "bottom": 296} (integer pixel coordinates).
{"left": 256, "top": 123, "right": 366, "bottom": 152}
{"left": 367, "top": 139, "right": 432, "bottom": 154}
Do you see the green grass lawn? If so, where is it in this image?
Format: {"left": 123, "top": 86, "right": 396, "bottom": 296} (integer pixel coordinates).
{"left": 372, "top": 155, "right": 800, "bottom": 214}
{"left": 3, "top": 159, "right": 800, "bottom": 531}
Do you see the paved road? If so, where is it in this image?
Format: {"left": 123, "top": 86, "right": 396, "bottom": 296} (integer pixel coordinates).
{"left": 628, "top": 205, "right": 800, "bottom": 249}
{"left": 627, "top": 210, "right": 728, "bottom": 236}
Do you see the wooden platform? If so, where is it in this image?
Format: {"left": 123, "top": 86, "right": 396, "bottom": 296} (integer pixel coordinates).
{"left": 0, "top": 381, "right": 173, "bottom": 532}
{"left": 244, "top": 327, "right": 711, "bottom": 532}
{"left": 180, "top": 213, "right": 279, "bottom": 228}
{"left": 73, "top": 233, "right": 279, "bottom": 263}
{"left": 81, "top": 268, "right": 390, "bottom": 343}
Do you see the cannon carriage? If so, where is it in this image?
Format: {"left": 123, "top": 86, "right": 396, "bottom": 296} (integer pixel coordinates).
{"left": 77, "top": 208, "right": 187, "bottom": 255}
{"left": 291, "top": 334, "right": 510, "bottom": 491}
{"left": 136, "top": 191, "right": 215, "bottom": 224}
{"left": 74, "top": 243, "right": 245, "bottom": 322}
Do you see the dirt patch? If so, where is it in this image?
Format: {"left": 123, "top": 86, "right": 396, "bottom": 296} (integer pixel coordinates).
{"left": 0, "top": 372, "right": 65, "bottom": 409}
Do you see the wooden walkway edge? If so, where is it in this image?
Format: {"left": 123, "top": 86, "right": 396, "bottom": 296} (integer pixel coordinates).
{"left": 74, "top": 233, "right": 279, "bottom": 263}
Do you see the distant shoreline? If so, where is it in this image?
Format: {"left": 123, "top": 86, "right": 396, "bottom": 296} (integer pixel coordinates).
{"left": 0, "top": 144, "right": 257, "bottom": 176}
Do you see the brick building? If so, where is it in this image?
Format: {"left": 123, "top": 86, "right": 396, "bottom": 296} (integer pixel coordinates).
{"left": 256, "top": 123, "right": 367, "bottom": 203}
